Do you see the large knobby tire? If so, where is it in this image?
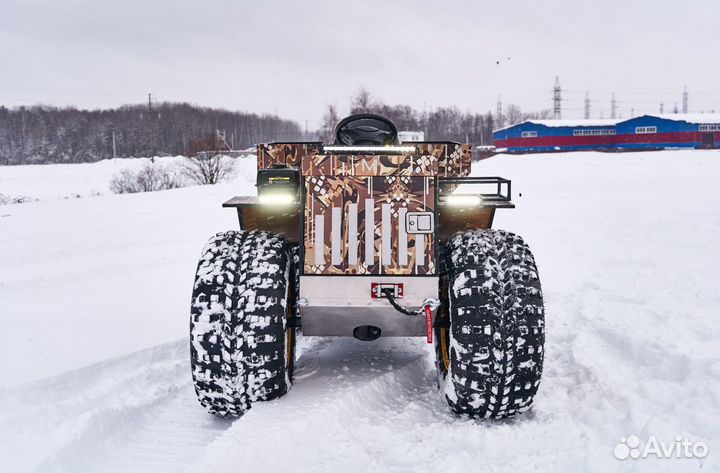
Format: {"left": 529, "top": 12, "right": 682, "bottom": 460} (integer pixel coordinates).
{"left": 436, "top": 229, "right": 545, "bottom": 419}
{"left": 190, "top": 230, "right": 295, "bottom": 417}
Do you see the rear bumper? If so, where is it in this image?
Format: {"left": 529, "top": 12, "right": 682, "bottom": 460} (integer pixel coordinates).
{"left": 298, "top": 276, "right": 438, "bottom": 336}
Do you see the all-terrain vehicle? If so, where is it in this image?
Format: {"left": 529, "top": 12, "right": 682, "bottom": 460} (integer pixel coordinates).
{"left": 190, "top": 114, "right": 545, "bottom": 419}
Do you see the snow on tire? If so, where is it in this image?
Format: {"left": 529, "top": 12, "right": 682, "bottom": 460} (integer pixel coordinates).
{"left": 438, "top": 229, "right": 545, "bottom": 419}
{"left": 190, "top": 230, "right": 294, "bottom": 417}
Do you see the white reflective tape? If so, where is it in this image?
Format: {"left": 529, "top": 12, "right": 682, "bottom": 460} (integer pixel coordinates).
{"left": 348, "top": 203, "right": 358, "bottom": 265}
{"left": 415, "top": 233, "right": 425, "bottom": 267}
{"left": 365, "top": 199, "right": 374, "bottom": 266}
{"left": 398, "top": 207, "right": 408, "bottom": 266}
{"left": 331, "top": 207, "right": 342, "bottom": 265}
{"left": 381, "top": 204, "right": 392, "bottom": 266}
{"left": 315, "top": 215, "right": 324, "bottom": 266}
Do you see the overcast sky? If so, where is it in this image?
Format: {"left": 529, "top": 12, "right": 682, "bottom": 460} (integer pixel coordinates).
{"left": 1, "top": 0, "right": 719, "bottom": 127}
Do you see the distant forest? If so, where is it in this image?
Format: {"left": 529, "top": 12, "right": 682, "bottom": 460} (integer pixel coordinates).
{"left": 320, "top": 88, "right": 551, "bottom": 147}
{"left": 0, "top": 90, "right": 548, "bottom": 165}
{"left": 0, "top": 103, "right": 303, "bottom": 165}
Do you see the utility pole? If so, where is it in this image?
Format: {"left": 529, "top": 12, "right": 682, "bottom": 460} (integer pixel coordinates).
{"left": 496, "top": 95, "right": 503, "bottom": 128}
{"left": 682, "top": 85, "right": 688, "bottom": 114}
{"left": 584, "top": 91, "right": 590, "bottom": 119}
{"left": 611, "top": 93, "right": 617, "bottom": 119}
{"left": 660, "top": 102, "right": 664, "bottom": 114}
{"left": 112, "top": 129, "right": 117, "bottom": 159}
{"left": 305, "top": 119, "right": 309, "bottom": 141}
{"left": 553, "top": 76, "right": 562, "bottom": 119}
{"left": 148, "top": 93, "right": 153, "bottom": 112}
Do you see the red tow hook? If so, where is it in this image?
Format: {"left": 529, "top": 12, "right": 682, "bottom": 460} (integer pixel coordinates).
{"left": 378, "top": 289, "right": 438, "bottom": 344}
{"left": 424, "top": 304, "right": 433, "bottom": 344}
{"left": 420, "top": 298, "right": 439, "bottom": 344}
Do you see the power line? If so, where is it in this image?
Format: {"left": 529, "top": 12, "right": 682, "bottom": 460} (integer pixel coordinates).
{"left": 553, "top": 76, "right": 562, "bottom": 119}
{"left": 563, "top": 88, "right": 720, "bottom": 96}
{"left": 584, "top": 91, "right": 590, "bottom": 119}
{"left": 496, "top": 94, "right": 503, "bottom": 127}
{"left": 0, "top": 86, "right": 143, "bottom": 98}
{"left": 0, "top": 96, "right": 141, "bottom": 107}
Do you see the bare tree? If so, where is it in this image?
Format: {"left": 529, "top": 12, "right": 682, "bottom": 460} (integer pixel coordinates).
{"left": 109, "top": 163, "right": 181, "bottom": 194}
{"left": 505, "top": 104, "right": 523, "bottom": 126}
{"left": 182, "top": 153, "right": 235, "bottom": 185}
{"left": 351, "top": 87, "right": 376, "bottom": 113}
{"left": 181, "top": 133, "right": 236, "bottom": 185}
{"left": 319, "top": 104, "right": 340, "bottom": 143}
{"left": 524, "top": 109, "right": 554, "bottom": 119}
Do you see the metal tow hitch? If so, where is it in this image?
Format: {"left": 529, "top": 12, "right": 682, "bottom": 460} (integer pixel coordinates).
{"left": 379, "top": 288, "right": 440, "bottom": 344}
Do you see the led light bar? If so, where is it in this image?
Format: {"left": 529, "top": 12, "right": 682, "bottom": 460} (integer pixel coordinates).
{"left": 322, "top": 145, "right": 417, "bottom": 153}
{"left": 445, "top": 194, "right": 483, "bottom": 207}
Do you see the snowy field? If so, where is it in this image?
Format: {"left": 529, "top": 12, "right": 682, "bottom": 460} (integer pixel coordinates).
{"left": 0, "top": 156, "right": 188, "bottom": 202}
{"left": 1, "top": 150, "right": 719, "bottom": 472}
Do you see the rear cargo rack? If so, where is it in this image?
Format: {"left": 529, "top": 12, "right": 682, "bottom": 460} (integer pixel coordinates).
{"left": 438, "top": 176, "right": 514, "bottom": 208}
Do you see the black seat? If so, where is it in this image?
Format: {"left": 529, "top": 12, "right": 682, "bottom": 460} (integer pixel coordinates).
{"left": 334, "top": 114, "right": 399, "bottom": 146}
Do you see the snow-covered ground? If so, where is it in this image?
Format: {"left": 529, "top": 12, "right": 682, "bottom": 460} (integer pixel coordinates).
{"left": 1, "top": 150, "right": 718, "bottom": 472}
{"left": 0, "top": 156, "right": 189, "bottom": 202}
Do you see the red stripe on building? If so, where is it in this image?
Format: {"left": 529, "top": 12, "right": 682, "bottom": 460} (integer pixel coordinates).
{"left": 496, "top": 135, "right": 616, "bottom": 148}
{"left": 496, "top": 131, "right": 719, "bottom": 149}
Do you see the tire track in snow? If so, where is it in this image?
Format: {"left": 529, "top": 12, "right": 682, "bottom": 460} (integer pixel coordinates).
{"left": 4, "top": 309, "right": 716, "bottom": 473}
{"left": 191, "top": 333, "right": 615, "bottom": 473}
{"left": 192, "top": 335, "right": 440, "bottom": 473}
{"left": 0, "top": 340, "right": 233, "bottom": 473}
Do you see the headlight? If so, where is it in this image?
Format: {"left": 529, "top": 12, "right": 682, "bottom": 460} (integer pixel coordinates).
{"left": 258, "top": 192, "right": 296, "bottom": 205}
{"left": 257, "top": 167, "right": 299, "bottom": 206}
{"left": 445, "top": 194, "right": 483, "bottom": 207}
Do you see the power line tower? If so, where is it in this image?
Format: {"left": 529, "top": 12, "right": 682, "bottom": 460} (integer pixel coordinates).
{"left": 553, "top": 76, "right": 562, "bottom": 119}
{"left": 584, "top": 91, "right": 590, "bottom": 119}
{"left": 496, "top": 95, "right": 503, "bottom": 128}
{"left": 611, "top": 93, "right": 617, "bottom": 119}
{"left": 682, "top": 85, "right": 688, "bottom": 114}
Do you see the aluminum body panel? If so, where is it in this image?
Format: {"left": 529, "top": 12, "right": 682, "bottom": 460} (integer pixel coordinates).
{"left": 299, "top": 275, "right": 438, "bottom": 336}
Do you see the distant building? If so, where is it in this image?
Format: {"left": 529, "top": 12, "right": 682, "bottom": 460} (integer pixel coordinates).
{"left": 615, "top": 114, "right": 720, "bottom": 150}
{"left": 398, "top": 131, "right": 425, "bottom": 142}
{"left": 493, "top": 119, "right": 621, "bottom": 153}
{"left": 493, "top": 114, "right": 720, "bottom": 153}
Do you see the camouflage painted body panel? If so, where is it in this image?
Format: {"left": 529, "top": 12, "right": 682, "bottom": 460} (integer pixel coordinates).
{"left": 415, "top": 143, "right": 472, "bottom": 177}
{"left": 255, "top": 141, "right": 471, "bottom": 276}
{"left": 258, "top": 142, "right": 321, "bottom": 169}
{"left": 304, "top": 175, "right": 435, "bottom": 275}
{"left": 299, "top": 143, "right": 471, "bottom": 177}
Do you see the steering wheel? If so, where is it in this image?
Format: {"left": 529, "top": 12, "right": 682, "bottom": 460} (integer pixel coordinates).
{"left": 334, "top": 114, "right": 399, "bottom": 146}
